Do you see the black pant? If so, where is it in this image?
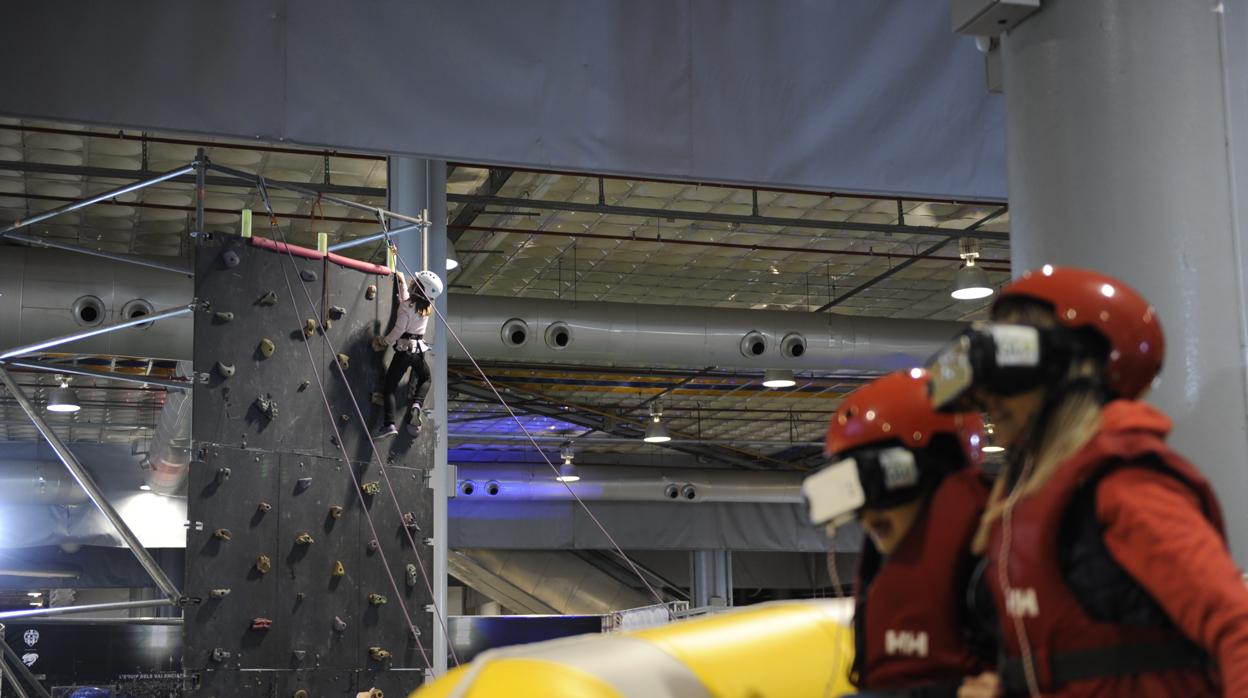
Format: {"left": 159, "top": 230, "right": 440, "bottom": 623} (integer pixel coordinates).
{"left": 382, "top": 349, "right": 430, "bottom": 425}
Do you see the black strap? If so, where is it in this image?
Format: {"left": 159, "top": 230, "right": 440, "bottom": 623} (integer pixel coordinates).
{"left": 849, "top": 680, "right": 960, "bottom": 698}
{"left": 1001, "top": 640, "right": 1208, "bottom": 694}
{"left": 399, "top": 332, "right": 424, "bottom": 340}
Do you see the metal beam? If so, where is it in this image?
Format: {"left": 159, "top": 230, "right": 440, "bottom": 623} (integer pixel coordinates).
{"left": 0, "top": 164, "right": 195, "bottom": 237}
{"left": 0, "top": 233, "right": 192, "bottom": 276}
{"left": 447, "top": 168, "right": 515, "bottom": 244}
{"left": 449, "top": 433, "right": 822, "bottom": 448}
{"left": 0, "top": 368, "right": 182, "bottom": 602}
{"left": 449, "top": 375, "right": 786, "bottom": 470}
{"left": 0, "top": 160, "right": 383, "bottom": 199}
{"left": 0, "top": 598, "right": 175, "bottom": 621}
{"left": 3, "top": 359, "right": 190, "bottom": 391}
{"left": 0, "top": 303, "right": 195, "bottom": 360}
{"left": 813, "top": 207, "right": 1009, "bottom": 312}
{"left": 15, "top": 616, "right": 182, "bottom": 626}
{"left": 447, "top": 193, "right": 1009, "bottom": 242}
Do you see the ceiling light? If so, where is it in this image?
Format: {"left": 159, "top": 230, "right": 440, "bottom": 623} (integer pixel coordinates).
{"left": 555, "top": 461, "right": 580, "bottom": 483}
{"left": 982, "top": 445, "right": 1006, "bottom": 454}
{"left": 46, "top": 380, "right": 81, "bottom": 413}
{"left": 952, "top": 241, "right": 994, "bottom": 301}
{"left": 762, "top": 368, "right": 796, "bottom": 389}
{"left": 139, "top": 484, "right": 152, "bottom": 492}
{"left": 26, "top": 592, "right": 41, "bottom": 598}
{"left": 560, "top": 441, "right": 574, "bottom": 465}
{"left": 643, "top": 402, "right": 671, "bottom": 443}
{"left": 982, "top": 422, "right": 1005, "bottom": 453}
{"left": 643, "top": 420, "right": 671, "bottom": 443}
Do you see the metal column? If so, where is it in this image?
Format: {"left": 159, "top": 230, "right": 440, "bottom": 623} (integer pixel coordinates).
{"left": 690, "top": 550, "right": 732, "bottom": 609}
{"left": 1001, "top": 0, "right": 1248, "bottom": 562}
{"left": 388, "top": 157, "right": 449, "bottom": 675}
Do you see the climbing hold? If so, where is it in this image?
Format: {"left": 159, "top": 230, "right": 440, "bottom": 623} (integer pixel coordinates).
{"left": 332, "top": 560, "right": 346, "bottom": 577}
{"left": 296, "top": 592, "right": 305, "bottom": 602}
{"left": 215, "top": 361, "right": 235, "bottom": 378}
{"left": 294, "top": 532, "right": 314, "bottom": 546}
{"left": 213, "top": 528, "right": 232, "bottom": 541}
{"left": 361, "top": 481, "right": 381, "bottom": 496}
{"left": 368, "top": 593, "right": 388, "bottom": 606}
{"left": 367, "top": 539, "right": 379, "bottom": 553}
{"left": 211, "top": 647, "right": 231, "bottom": 663}
{"left": 336, "top": 353, "right": 350, "bottom": 370}
{"left": 402, "top": 511, "right": 420, "bottom": 531}
{"left": 368, "top": 646, "right": 391, "bottom": 662}
{"left": 299, "top": 379, "right": 310, "bottom": 391}
{"left": 333, "top": 616, "right": 347, "bottom": 632}
{"left": 368, "top": 689, "right": 385, "bottom": 698}
{"left": 254, "top": 396, "right": 278, "bottom": 421}
{"left": 304, "top": 318, "right": 317, "bottom": 338}
{"left": 258, "top": 338, "right": 276, "bottom": 358}
{"left": 217, "top": 467, "right": 232, "bottom": 482}
{"left": 258, "top": 291, "right": 278, "bottom": 306}
{"left": 329, "top": 305, "right": 346, "bottom": 319}
{"left": 214, "top": 311, "right": 234, "bottom": 323}
{"left": 209, "top": 588, "right": 231, "bottom": 599}
{"left": 365, "top": 285, "right": 377, "bottom": 301}
{"left": 296, "top": 476, "right": 313, "bottom": 491}
{"left": 409, "top": 626, "right": 421, "bottom": 641}
{"left": 293, "top": 690, "right": 308, "bottom": 698}
{"left": 251, "top": 617, "right": 273, "bottom": 630}
{"left": 300, "top": 269, "right": 318, "bottom": 283}
{"left": 371, "top": 392, "right": 384, "bottom": 406}
{"left": 329, "top": 505, "right": 343, "bottom": 519}
{"left": 255, "top": 555, "right": 272, "bottom": 574}
{"left": 340, "top": 413, "right": 350, "bottom": 424}
{"left": 257, "top": 501, "right": 272, "bottom": 513}
{"left": 222, "top": 248, "right": 241, "bottom": 268}
{"left": 292, "top": 649, "right": 307, "bottom": 663}
{"left": 405, "top": 563, "right": 418, "bottom": 587}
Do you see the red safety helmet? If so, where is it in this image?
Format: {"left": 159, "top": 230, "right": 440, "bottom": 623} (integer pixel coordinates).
{"left": 825, "top": 370, "right": 984, "bottom": 466}
{"left": 995, "top": 266, "right": 1164, "bottom": 400}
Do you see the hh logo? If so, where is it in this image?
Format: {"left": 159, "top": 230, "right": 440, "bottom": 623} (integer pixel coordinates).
{"left": 884, "top": 630, "right": 929, "bottom": 657}
{"left": 1007, "top": 588, "right": 1040, "bottom": 618}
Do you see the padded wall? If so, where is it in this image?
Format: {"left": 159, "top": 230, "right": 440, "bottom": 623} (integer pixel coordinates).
{"left": 185, "top": 234, "right": 434, "bottom": 696}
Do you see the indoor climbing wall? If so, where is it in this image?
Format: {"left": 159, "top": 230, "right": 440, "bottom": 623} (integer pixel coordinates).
{"left": 184, "top": 233, "right": 435, "bottom": 697}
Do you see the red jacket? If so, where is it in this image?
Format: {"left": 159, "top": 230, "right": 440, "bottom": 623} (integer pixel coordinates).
{"left": 856, "top": 467, "right": 990, "bottom": 690}
{"left": 984, "top": 400, "right": 1248, "bottom": 696}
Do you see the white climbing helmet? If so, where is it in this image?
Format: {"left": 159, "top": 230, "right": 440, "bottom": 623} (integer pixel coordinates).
{"left": 413, "top": 270, "right": 444, "bottom": 301}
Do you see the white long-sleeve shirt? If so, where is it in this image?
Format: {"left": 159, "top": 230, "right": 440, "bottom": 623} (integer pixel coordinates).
{"left": 384, "top": 273, "right": 430, "bottom": 352}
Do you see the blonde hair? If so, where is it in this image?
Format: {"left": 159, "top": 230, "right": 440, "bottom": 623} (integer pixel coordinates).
{"left": 971, "top": 302, "right": 1105, "bottom": 554}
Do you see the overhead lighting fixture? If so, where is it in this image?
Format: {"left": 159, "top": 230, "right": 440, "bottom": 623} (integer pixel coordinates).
{"left": 139, "top": 484, "right": 153, "bottom": 492}
{"left": 26, "top": 592, "right": 41, "bottom": 598}
{"left": 46, "top": 378, "right": 81, "bottom": 413}
{"left": 643, "top": 402, "right": 672, "bottom": 444}
{"left": 762, "top": 368, "right": 796, "bottom": 389}
{"left": 556, "top": 443, "right": 579, "bottom": 482}
{"left": 952, "top": 240, "right": 994, "bottom": 301}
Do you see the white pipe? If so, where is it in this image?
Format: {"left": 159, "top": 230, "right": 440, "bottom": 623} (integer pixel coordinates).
{"left": 453, "top": 464, "right": 804, "bottom": 504}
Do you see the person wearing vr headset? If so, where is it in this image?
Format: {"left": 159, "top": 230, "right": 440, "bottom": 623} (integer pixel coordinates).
{"left": 927, "top": 266, "right": 1248, "bottom": 697}
{"left": 802, "top": 370, "right": 992, "bottom": 696}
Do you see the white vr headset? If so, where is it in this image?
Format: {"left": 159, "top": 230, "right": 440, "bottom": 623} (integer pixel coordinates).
{"left": 801, "top": 447, "right": 922, "bottom": 527}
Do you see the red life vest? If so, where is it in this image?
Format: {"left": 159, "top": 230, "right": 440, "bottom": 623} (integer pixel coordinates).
{"left": 857, "top": 467, "right": 990, "bottom": 689}
{"left": 984, "top": 400, "right": 1223, "bottom": 696}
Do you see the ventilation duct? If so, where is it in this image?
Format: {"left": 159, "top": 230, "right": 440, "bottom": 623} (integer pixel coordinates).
{"left": 143, "top": 361, "right": 193, "bottom": 495}
{"left": 454, "top": 465, "right": 804, "bottom": 504}
{"left": 446, "top": 295, "right": 964, "bottom": 371}
{"left": 1, "top": 249, "right": 963, "bottom": 371}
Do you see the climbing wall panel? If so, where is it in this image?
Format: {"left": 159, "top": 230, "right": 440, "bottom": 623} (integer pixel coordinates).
{"left": 186, "top": 234, "right": 435, "bottom": 696}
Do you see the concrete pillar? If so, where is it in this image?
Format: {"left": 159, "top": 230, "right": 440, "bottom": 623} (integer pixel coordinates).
{"left": 690, "top": 550, "right": 732, "bottom": 608}
{"left": 1001, "top": 0, "right": 1248, "bottom": 561}
{"left": 388, "top": 157, "right": 450, "bottom": 674}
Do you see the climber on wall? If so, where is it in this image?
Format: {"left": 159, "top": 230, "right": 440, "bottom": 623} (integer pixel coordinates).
{"left": 373, "top": 266, "right": 444, "bottom": 438}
